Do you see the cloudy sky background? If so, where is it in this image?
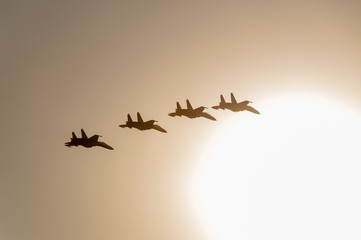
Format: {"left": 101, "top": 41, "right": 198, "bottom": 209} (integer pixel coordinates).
{"left": 1, "top": 1, "right": 361, "bottom": 240}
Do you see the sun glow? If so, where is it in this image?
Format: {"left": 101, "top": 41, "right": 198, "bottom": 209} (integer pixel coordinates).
{"left": 191, "top": 93, "right": 361, "bottom": 240}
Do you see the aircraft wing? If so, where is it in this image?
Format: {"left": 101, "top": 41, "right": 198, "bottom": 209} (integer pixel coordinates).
{"left": 97, "top": 141, "right": 114, "bottom": 150}
{"left": 245, "top": 106, "right": 260, "bottom": 114}
{"left": 152, "top": 124, "right": 167, "bottom": 133}
{"left": 201, "top": 113, "right": 217, "bottom": 121}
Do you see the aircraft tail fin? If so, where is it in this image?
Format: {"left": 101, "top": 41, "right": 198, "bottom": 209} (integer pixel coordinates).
{"left": 81, "top": 129, "right": 88, "bottom": 139}
{"left": 231, "top": 92, "right": 237, "bottom": 104}
{"left": 127, "top": 114, "right": 133, "bottom": 123}
{"left": 176, "top": 102, "right": 182, "bottom": 110}
{"left": 220, "top": 94, "right": 226, "bottom": 104}
{"left": 186, "top": 99, "right": 193, "bottom": 110}
{"left": 137, "top": 112, "right": 144, "bottom": 122}
{"left": 72, "top": 132, "right": 77, "bottom": 139}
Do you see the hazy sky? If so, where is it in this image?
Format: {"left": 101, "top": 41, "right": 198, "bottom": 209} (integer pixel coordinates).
{"left": 1, "top": 1, "right": 361, "bottom": 240}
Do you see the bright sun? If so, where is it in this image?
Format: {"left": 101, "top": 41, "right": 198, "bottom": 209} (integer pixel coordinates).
{"left": 190, "top": 93, "right": 361, "bottom": 240}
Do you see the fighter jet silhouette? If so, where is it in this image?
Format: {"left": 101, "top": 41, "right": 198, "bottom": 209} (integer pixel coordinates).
{"left": 65, "top": 129, "right": 114, "bottom": 150}
{"left": 168, "top": 99, "right": 216, "bottom": 121}
{"left": 212, "top": 93, "right": 260, "bottom": 114}
{"left": 119, "top": 112, "right": 167, "bottom": 133}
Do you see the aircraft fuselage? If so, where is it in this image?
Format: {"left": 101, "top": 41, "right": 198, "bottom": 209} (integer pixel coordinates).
{"left": 123, "top": 120, "right": 157, "bottom": 131}
{"left": 216, "top": 101, "right": 257, "bottom": 113}
{"left": 173, "top": 107, "right": 206, "bottom": 119}
{"left": 66, "top": 138, "right": 98, "bottom": 148}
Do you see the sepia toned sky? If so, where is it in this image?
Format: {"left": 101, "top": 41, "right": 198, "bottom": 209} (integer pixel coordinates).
{"left": 1, "top": 1, "right": 361, "bottom": 240}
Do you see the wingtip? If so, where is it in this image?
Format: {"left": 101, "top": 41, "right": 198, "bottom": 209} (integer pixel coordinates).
{"left": 153, "top": 125, "right": 168, "bottom": 133}
{"left": 250, "top": 109, "right": 261, "bottom": 114}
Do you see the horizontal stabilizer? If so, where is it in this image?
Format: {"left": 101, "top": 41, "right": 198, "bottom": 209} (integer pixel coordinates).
{"left": 212, "top": 105, "right": 221, "bottom": 110}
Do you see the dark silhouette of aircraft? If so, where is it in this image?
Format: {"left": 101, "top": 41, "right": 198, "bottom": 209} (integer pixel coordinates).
{"left": 119, "top": 112, "right": 167, "bottom": 133}
{"left": 168, "top": 99, "right": 216, "bottom": 121}
{"left": 65, "top": 129, "right": 114, "bottom": 150}
{"left": 212, "top": 93, "right": 260, "bottom": 114}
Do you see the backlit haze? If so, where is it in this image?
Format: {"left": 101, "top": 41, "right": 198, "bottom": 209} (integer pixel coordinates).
{"left": 1, "top": 1, "right": 361, "bottom": 240}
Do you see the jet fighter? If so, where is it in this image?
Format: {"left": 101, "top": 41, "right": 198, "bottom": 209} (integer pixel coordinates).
{"left": 65, "top": 129, "right": 114, "bottom": 150}
{"left": 212, "top": 93, "right": 260, "bottom": 114}
{"left": 168, "top": 99, "right": 216, "bottom": 121}
{"left": 119, "top": 112, "right": 167, "bottom": 133}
